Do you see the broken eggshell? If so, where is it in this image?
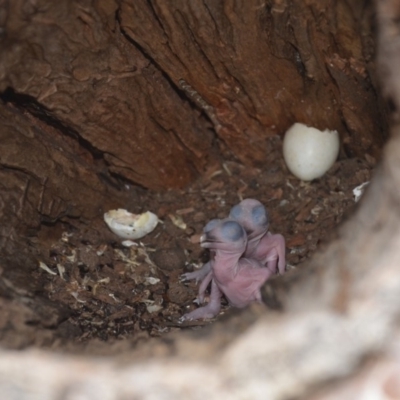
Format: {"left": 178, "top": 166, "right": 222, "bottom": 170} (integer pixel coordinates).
{"left": 104, "top": 209, "right": 158, "bottom": 240}
{"left": 283, "top": 123, "right": 340, "bottom": 181}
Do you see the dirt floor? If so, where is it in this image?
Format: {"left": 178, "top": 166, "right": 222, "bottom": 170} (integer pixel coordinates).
{"left": 12, "top": 135, "right": 375, "bottom": 351}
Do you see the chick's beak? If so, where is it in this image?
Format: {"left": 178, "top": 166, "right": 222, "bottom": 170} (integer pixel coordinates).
{"left": 200, "top": 234, "right": 206, "bottom": 247}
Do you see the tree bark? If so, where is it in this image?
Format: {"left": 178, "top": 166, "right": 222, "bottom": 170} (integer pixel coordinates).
{"left": 0, "top": 0, "right": 213, "bottom": 190}
{"left": 0, "top": 0, "right": 387, "bottom": 193}
{"left": 1, "top": 0, "right": 400, "bottom": 398}
{"left": 0, "top": 101, "right": 130, "bottom": 298}
{"left": 121, "top": 0, "right": 387, "bottom": 160}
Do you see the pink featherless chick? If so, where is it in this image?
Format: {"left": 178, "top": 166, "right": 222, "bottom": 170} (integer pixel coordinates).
{"left": 181, "top": 219, "right": 273, "bottom": 321}
{"left": 229, "top": 199, "right": 286, "bottom": 275}
{"left": 182, "top": 199, "right": 286, "bottom": 286}
{"left": 180, "top": 219, "right": 219, "bottom": 284}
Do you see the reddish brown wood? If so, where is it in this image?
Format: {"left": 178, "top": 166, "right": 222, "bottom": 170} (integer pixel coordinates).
{"left": 120, "top": 0, "right": 387, "bottom": 161}
{"left": 0, "top": 0, "right": 388, "bottom": 192}
{"left": 0, "top": 0, "right": 213, "bottom": 190}
{"left": 1, "top": 2, "right": 400, "bottom": 398}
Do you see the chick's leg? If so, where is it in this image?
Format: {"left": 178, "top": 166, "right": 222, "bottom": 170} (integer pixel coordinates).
{"left": 181, "top": 261, "right": 212, "bottom": 283}
{"left": 197, "top": 270, "right": 213, "bottom": 304}
{"left": 180, "top": 280, "right": 222, "bottom": 321}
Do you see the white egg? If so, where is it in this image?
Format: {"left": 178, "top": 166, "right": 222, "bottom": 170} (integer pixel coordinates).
{"left": 283, "top": 123, "right": 340, "bottom": 181}
{"left": 104, "top": 209, "right": 158, "bottom": 240}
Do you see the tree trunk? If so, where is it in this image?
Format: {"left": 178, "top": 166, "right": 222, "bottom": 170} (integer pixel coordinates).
{"left": 1, "top": 0, "right": 386, "bottom": 296}
{"left": 0, "top": 0, "right": 387, "bottom": 194}
{"left": 2, "top": 0, "right": 400, "bottom": 399}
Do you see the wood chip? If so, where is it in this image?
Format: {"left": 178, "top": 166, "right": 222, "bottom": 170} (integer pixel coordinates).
{"left": 176, "top": 207, "right": 195, "bottom": 215}
{"left": 286, "top": 234, "right": 307, "bottom": 247}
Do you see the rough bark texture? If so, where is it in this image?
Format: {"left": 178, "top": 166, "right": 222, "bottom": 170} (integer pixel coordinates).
{"left": 0, "top": 0, "right": 387, "bottom": 192}
{"left": 120, "top": 0, "right": 387, "bottom": 161}
{"left": 0, "top": 0, "right": 213, "bottom": 190}
{"left": 0, "top": 102, "right": 132, "bottom": 346}
{"left": 1, "top": 0, "right": 400, "bottom": 399}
